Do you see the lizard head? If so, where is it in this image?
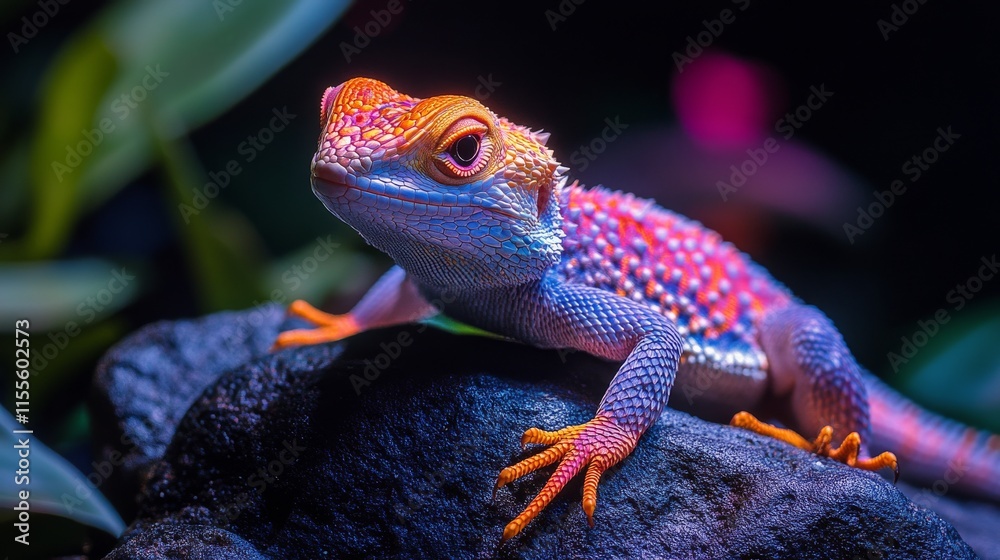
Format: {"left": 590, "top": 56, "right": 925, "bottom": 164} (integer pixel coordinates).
{"left": 311, "top": 77, "right": 567, "bottom": 289}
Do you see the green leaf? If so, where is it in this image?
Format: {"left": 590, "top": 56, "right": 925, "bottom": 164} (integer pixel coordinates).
{"left": 0, "top": 259, "right": 140, "bottom": 332}
{"left": 22, "top": 0, "right": 352, "bottom": 258}
{"left": 100, "top": 0, "right": 352, "bottom": 130}
{"left": 23, "top": 32, "right": 117, "bottom": 259}
{"left": 155, "top": 125, "right": 266, "bottom": 311}
{"left": 0, "top": 406, "right": 125, "bottom": 537}
{"left": 422, "top": 315, "right": 504, "bottom": 339}
{"left": 262, "top": 238, "right": 373, "bottom": 305}
{"left": 32, "top": 321, "right": 127, "bottom": 411}
{"left": 893, "top": 305, "right": 1000, "bottom": 433}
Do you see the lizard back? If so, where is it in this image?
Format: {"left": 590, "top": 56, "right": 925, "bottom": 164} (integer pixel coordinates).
{"left": 558, "top": 184, "right": 792, "bottom": 369}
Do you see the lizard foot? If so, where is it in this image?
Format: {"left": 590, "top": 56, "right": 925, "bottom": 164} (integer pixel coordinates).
{"left": 730, "top": 411, "right": 898, "bottom": 480}
{"left": 494, "top": 414, "right": 639, "bottom": 542}
{"left": 271, "top": 299, "right": 359, "bottom": 351}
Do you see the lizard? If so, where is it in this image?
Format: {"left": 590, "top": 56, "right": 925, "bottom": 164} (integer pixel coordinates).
{"left": 272, "top": 77, "right": 1000, "bottom": 542}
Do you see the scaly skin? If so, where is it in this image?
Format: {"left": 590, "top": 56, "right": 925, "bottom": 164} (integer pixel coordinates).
{"left": 274, "top": 78, "right": 1000, "bottom": 542}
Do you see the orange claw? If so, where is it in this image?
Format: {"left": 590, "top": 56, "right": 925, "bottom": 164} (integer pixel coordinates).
{"left": 731, "top": 411, "right": 899, "bottom": 481}
{"left": 271, "top": 299, "right": 360, "bottom": 351}
{"left": 495, "top": 415, "right": 638, "bottom": 542}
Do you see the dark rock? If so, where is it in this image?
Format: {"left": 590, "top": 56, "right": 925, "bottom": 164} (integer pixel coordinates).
{"left": 89, "top": 304, "right": 294, "bottom": 517}
{"left": 95, "top": 306, "right": 998, "bottom": 559}
{"left": 103, "top": 524, "right": 265, "bottom": 560}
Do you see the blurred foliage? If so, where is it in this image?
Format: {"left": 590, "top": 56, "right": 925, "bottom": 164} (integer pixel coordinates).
{"left": 0, "top": 259, "right": 138, "bottom": 331}
{"left": 0, "top": 0, "right": 353, "bottom": 547}
{"left": 0, "top": 407, "right": 124, "bottom": 537}
{"left": 9, "top": 0, "right": 350, "bottom": 260}
{"left": 892, "top": 304, "right": 1000, "bottom": 434}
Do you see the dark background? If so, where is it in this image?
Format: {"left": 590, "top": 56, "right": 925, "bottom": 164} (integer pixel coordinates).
{"left": 1, "top": 0, "right": 998, "bottom": 553}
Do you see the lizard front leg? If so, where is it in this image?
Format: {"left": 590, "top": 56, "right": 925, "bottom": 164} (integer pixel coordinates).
{"left": 272, "top": 265, "right": 438, "bottom": 350}
{"left": 731, "top": 304, "right": 897, "bottom": 475}
{"left": 494, "top": 279, "right": 683, "bottom": 541}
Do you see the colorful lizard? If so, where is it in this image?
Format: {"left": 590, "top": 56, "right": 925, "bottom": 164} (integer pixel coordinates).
{"left": 273, "top": 77, "right": 1000, "bottom": 541}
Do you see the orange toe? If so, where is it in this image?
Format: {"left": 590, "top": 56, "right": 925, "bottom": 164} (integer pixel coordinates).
{"left": 731, "top": 411, "right": 898, "bottom": 479}
{"left": 271, "top": 300, "right": 360, "bottom": 351}
{"left": 496, "top": 415, "right": 638, "bottom": 542}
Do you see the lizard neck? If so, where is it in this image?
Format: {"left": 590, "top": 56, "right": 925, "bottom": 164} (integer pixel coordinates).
{"left": 355, "top": 176, "right": 566, "bottom": 292}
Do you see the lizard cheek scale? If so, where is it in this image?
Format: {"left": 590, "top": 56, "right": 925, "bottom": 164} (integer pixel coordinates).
{"left": 274, "top": 77, "right": 1000, "bottom": 543}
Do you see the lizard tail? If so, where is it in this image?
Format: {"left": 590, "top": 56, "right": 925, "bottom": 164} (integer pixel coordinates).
{"left": 864, "top": 371, "right": 1000, "bottom": 503}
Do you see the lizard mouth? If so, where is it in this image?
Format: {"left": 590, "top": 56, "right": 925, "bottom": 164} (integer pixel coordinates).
{"left": 310, "top": 165, "right": 528, "bottom": 222}
{"left": 310, "top": 174, "right": 351, "bottom": 198}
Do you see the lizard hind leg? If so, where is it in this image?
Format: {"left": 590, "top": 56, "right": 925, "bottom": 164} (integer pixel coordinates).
{"left": 731, "top": 305, "right": 898, "bottom": 478}
{"left": 731, "top": 411, "right": 898, "bottom": 478}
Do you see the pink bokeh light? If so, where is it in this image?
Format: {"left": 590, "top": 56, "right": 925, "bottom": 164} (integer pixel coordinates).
{"left": 672, "top": 52, "right": 780, "bottom": 151}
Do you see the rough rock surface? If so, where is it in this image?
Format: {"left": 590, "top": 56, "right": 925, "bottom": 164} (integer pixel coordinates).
{"left": 90, "top": 304, "right": 290, "bottom": 518}
{"left": 94, "top": 305, "right": 998, "bottom": 559}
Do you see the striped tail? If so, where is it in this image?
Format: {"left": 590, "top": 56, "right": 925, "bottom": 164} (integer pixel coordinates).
{"left": 864, "top": 371, "right": 1000, "bottom": 504}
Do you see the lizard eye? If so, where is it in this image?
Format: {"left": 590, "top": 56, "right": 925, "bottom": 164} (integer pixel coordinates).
{"left": 432, "top": 117, "right": 494, "bottom": 182}
{"left": 450, "top": 134, "right": 480, "bottom": 166}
